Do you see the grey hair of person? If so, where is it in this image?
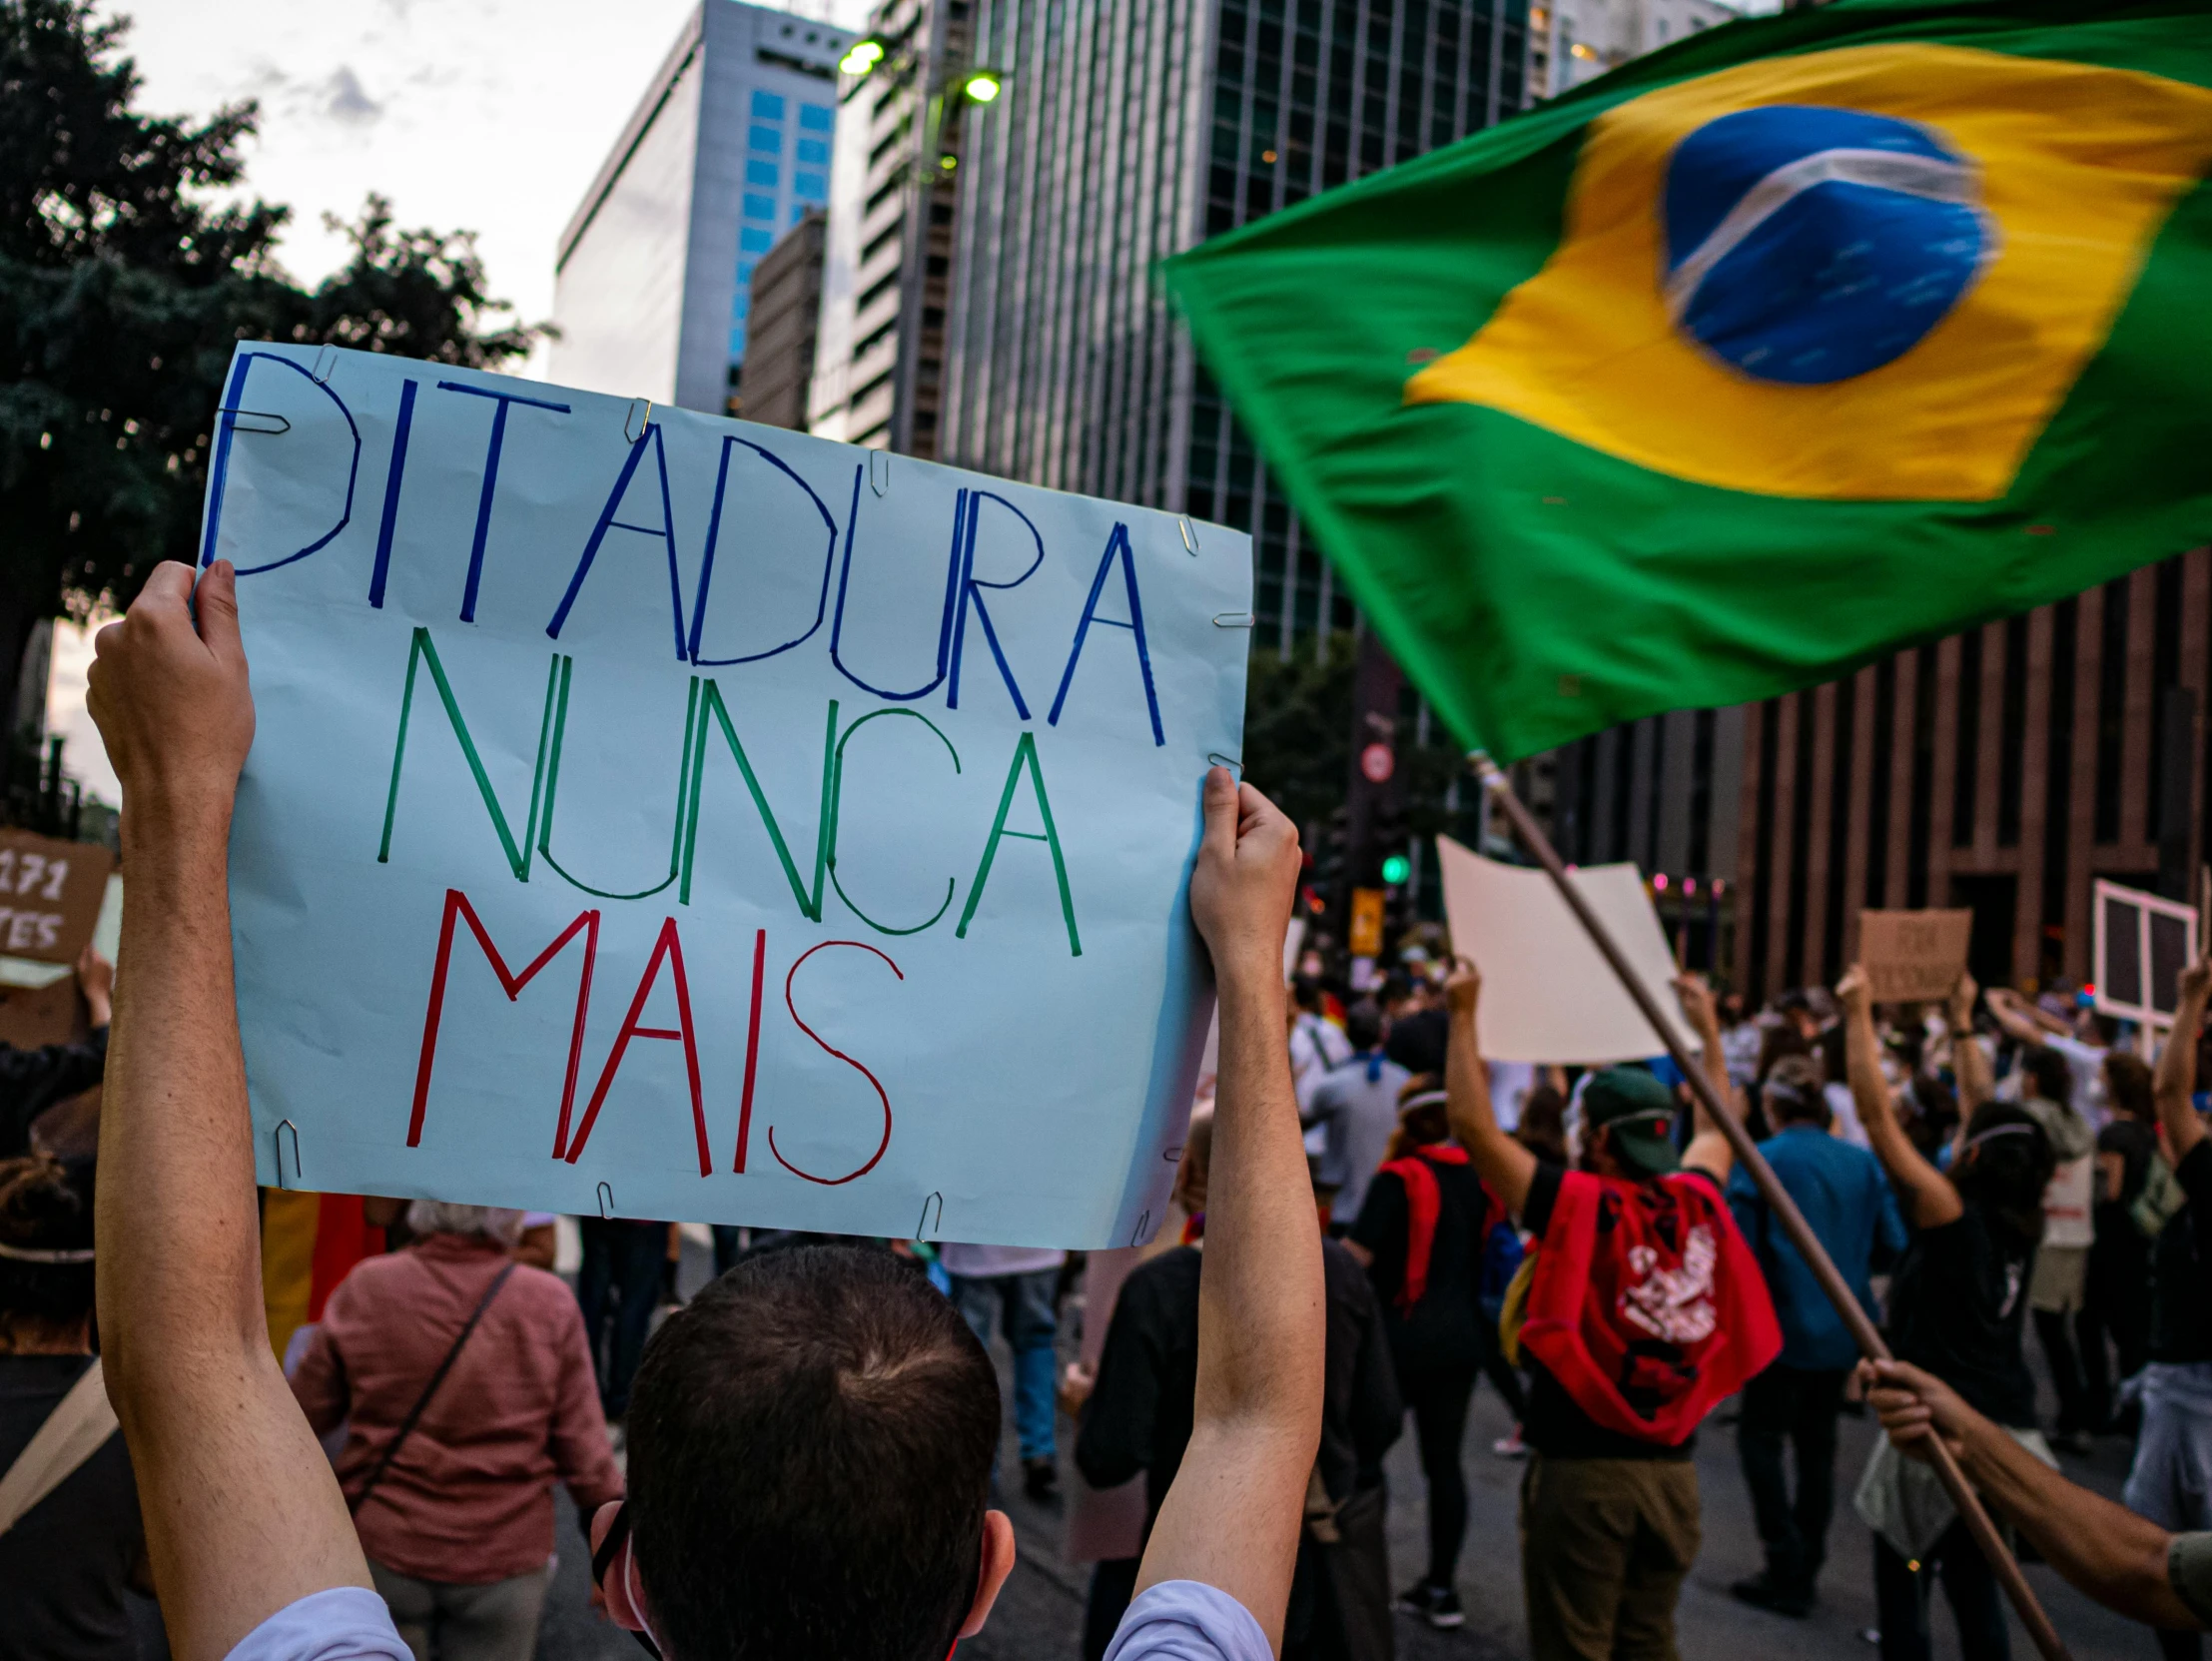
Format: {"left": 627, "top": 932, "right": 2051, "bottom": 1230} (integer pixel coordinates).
{"left": 404, "top": 1201, "right": 527, "bottom": 1245}
{"left": 1763, "top": 1053, "right": 1832, "bottom": 1128}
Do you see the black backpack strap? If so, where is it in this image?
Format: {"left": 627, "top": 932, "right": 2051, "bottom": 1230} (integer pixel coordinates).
{"left": 350, "top": 1260, "right": 517, "bottom": 1516}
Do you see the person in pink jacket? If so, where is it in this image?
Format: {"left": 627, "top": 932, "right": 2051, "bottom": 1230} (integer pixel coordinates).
{"left": 290, "top": 1202, "right": 622, "bottom": 1661}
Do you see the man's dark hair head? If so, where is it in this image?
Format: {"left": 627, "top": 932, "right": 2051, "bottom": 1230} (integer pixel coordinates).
{"left": 1956, "top": 1104, "right": 2056, "bottom": 1245}
{"left": 626, "top": 1246, "right": 1000, "bottom": 1661}
{"left": 1291, "top": 975, "right": 1324, "bottom": 1013}
{"left": 1518, "top": 1085, "right": 1568, "bottom": 1156}
{"left": 0, "top": 1154, "right": 94, "bottom": 1330}
{"left": 1763, "top": 1055, "right": 1831, "bottom": 1128}
{"left": 1377, "top": 975, "right": 1413, "bottom": 1009}
{"left": 1755, "top": 1024, "right": 1812, "bottom": 1086}
{"left": 1344, "top": 1000, "right": 1385, "bottom": 1051}
{"left": 1817, "top": 1021, "right": 1846, "bottom": 1086}
{"left": 2022, "top": 1045, "right": 2075, "bottom": 1112}
{"left": 2105, "top": 1051, "right": 2154, "bottom": 1122}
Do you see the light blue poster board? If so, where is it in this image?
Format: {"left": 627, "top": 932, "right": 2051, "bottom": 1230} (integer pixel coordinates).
{"left": 201, "top": 343, "right": 1249, "bottom": 1247}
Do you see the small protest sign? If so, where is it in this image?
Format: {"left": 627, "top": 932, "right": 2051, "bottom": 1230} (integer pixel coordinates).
{"left": 1349, "top": 888, "right": 1385, "bottom": 959}
{"left": 0, "top": 829, "right": 113, "bottom": 964}
{"left": 0, "top": 974, "right": 86, "bottom": 1050}
{"left": 1857, "top": 909, "right": 1974, "bottom": 1004}
{"left": 198, "top": 343, "right": 1250, "bottom": 1246}
{"left": 2095, "top": 878, "right": 2197, "bottom": 1027}
{"left": 1435, "top": 835, "right": 1700, "bottom": 1065}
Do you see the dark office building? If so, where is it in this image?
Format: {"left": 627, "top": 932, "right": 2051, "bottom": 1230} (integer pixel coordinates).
{"left": 1731, "top": 547, "right": 2209, "bottom": 1003}
{"left": 810, "top": 0, "right": 977, "bottom": 454}
{"left": 1549, "top": 547, "right": 2212, "bottom": 1001}
{"left": 1547, "top": 707, "right": 1748, "bottom": 978}
{"left": 938, "top": 0, "right": 1532, "bottom": 628}
{"left": 739, "top": 208, "right": 828, "bottom": 427}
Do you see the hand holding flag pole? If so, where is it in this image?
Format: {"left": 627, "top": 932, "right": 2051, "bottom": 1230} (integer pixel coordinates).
{"left": 1471, "top": 751, "right": 2072, "bottom": 1661}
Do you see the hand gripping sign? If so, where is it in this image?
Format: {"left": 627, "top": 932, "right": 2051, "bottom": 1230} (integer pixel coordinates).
{"left": 201, "top": 345, "right": 1249, "bottom": 1248}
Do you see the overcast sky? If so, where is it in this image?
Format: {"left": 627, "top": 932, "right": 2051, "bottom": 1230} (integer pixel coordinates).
{"left": 53, "top": 0, "right": 866, "bottom": 803}
{"left": 112, "top": 0, "right": 1772, "bottom": 336}
{"left": 117, "top": 0, "right": 860, "bottom": 334}
{"left": 55, "top": 0, "right": 1779, "bottom": 806}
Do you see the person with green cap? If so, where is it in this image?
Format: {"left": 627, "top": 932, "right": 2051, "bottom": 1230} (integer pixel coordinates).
{"left": 1444, "top": 961, "right": 1778, "bottom": 1661}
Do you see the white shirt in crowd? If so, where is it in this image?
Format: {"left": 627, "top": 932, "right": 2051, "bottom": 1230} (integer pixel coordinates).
{"left": 226, "top": 1575, "right": 1272, "bottom": 1661}
{"left": 1822, "top": 1081, "right": 1871, "bottom": 1150}
{"left": 1721, "top": 1020, "right": 1765, "bottom": 1091}
{"left": 1289, "top": 1013, "right": 1352, "bottom": 1111}
{"left": 2042, "top": 1032, "right": 2111, "bottom": 1128}
{"left": 937, "top": 1243, "right": 1069, "bottom": 1279}
{"left": 1987, "top": 1030, "right": 2109, "bottom": 1128}
{"left": 1304, "top": 1052, "right": 1410, "bottom": 1226}
{"left": 1488, "top": 1060, "right": 1535, "bottom": 1134}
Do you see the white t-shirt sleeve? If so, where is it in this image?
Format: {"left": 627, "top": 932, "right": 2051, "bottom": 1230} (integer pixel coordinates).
{"left": 225, "top": 1588, "right": 411, "bottom": 1661}
{"left": 1104, "top": 1580, "right": 1274, "bottom": 1661}
{"left": 2043, "top": 1035, "right": 2109, "bottom": 1125}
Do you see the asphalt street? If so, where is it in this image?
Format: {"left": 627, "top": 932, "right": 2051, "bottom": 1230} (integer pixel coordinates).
{"left": 532, "top": 1240, "right": 2164, "bottom": 1661}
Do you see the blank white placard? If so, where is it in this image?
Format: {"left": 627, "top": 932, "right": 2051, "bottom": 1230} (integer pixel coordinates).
{"left": 1436, "top": 835, "right": 1701, "bottom": 1066}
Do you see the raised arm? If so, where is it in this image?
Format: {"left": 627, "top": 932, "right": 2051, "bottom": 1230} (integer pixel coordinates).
{"left": 1948, "top": 972, "right": 1993, "bottom": 1119}
{"left": 1675, "top": 973, "right": 1739, "bottom": 1184}
{"left": 1442, "top": 962, "right": 1535, "bottom": 1218}
{"left": 1140, "top": 768, "right": 1321, "bottom": 1646}
{"left": 2156, "top": 957, "right": 2212, "bottom": 1167}
{"left": 1985, "top": 984, "right": 2067, "bottom": 1046}
{"left": 1864, "top": 1358, "right": 2196, "bottom": 1629}
{"left": 1840, "top": 965, "right": 1960, "bottom": 1227}
{"left": 89, "top": 562, "right": 371, "bottom": 1661}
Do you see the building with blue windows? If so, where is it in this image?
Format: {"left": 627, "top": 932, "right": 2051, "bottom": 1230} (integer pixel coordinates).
{"left": 925, "top": 0, "right": 1536, "bottom": 649}
{"left": 551, "top": 1, "right": 848, "bottom": 415}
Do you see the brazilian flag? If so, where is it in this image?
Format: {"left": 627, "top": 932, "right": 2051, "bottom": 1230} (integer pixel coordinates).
{"left": 1164, "top": 0, "right": 2212, "bottom": 763}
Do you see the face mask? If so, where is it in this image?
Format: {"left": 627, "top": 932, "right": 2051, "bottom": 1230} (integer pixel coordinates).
{"left": 590, "top": 1500, "right": 663, "bottom": 1659}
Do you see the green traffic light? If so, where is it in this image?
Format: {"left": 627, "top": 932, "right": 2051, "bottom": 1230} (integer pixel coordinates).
{"left": 1381, "top": 854, "right": 1410, "bottom": 885}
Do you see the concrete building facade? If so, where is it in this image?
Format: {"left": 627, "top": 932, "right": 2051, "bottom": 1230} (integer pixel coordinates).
{"left": 805, "top": 0, "right": 980, "bottom": 454}
{"left": 915, "top": 0, "right": 1533, "bottom": 648}
{"left": 738, "top": 208, "right": 829, "bottom": 426}
{"left": 550, "top": 1, "right": 854, "bottom": 415}
{"left": 1543, "top": 547, "right": 2212, "bottom": 1002}
{"left": 1529, "top": 0, "right": 1741, "bottom": 99}
{"left": 1729, "top": 548, "right": 2211, "bottom": 1003}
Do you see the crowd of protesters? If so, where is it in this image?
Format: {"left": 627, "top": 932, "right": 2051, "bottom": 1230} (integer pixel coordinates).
{"left": 14, "top": 561, "right": 2212, "bottom": 1661}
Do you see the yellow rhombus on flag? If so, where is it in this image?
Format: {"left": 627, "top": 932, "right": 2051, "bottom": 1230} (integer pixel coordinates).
{"left": 1166, "top": 0, "right": 2212, "bottom": 762}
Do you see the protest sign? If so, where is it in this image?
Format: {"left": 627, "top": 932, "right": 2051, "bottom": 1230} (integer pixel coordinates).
{"left": 2095, "top": 877, "right": 2196, "bottom": 1027}
{"left": 0, "top": 829, "right": 112, "bottom": 965}
{"left": 1435, "top": 835, "right": 1700, "bottom": 1064}
{"left": 199, "top": 343, "right": 1249, "bottom": 1247}
{"left": 0, "top": 974, "right": 87, "bottom": 1050}
{"left": 1857, "top": 909, "right": 1974, "bottom": 1004}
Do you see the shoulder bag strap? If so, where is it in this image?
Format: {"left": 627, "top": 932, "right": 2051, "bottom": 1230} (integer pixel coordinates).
{"left": 0, "top": 1354, "right": 118, "bottom": 1537}
{"left": 350, "top": 1260, "right": 517, "bottom": 1516}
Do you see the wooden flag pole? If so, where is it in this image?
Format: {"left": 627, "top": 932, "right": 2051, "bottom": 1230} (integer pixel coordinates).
{"left": 1471, "top": 753, "right": 2072, "bottom": 1661}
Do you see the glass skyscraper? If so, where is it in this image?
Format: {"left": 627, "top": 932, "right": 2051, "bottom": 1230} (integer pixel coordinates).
{"left": 551, "top": 1, "right": 852, "bottom": 415}
{"left": 930, "top": 0, "right": 1530, "bottom": 647}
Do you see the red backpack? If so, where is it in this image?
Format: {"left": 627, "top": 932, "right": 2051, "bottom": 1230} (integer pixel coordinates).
{"left": 1520, "top": 1170, "right": 1780, "bottom": 1445}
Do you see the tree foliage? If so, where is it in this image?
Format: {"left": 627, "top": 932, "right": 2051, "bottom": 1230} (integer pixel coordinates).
{"left": 1243, "top": 632, "right": 1470, "bottom": 845}
{"left": 0, "top": 0, "right": 540, "bottom": 727}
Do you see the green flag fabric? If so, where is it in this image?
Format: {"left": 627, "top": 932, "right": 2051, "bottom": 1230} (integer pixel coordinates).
{"left": 1164, "top": 1, "right": 2212, "bottom": 763}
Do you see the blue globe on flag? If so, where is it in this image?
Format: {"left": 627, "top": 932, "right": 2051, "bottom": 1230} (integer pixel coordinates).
{"left": 1661, "top": 105, "right": 1992, "bottom": 385}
